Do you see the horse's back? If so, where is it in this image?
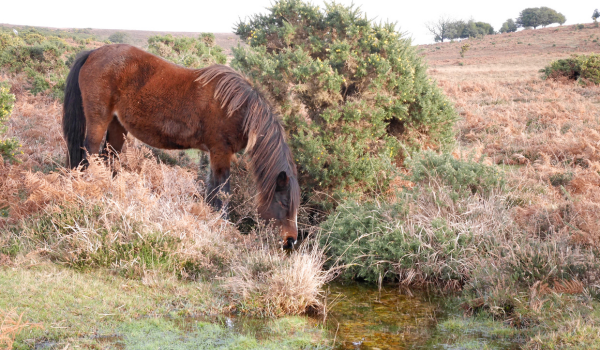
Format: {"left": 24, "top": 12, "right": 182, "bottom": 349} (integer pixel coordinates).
{"left": 77, "top": 44, "right": 245, "bottom": 152}
{"left": 79, "top": 45, "right": 200, "bottom": 148}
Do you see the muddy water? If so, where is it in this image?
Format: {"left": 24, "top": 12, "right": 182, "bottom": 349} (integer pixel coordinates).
{"left": 325, "top": 282, "right": 443, "bottom": 349}
{"left": 324, "top": 282, "right": 521, "bottom": 350}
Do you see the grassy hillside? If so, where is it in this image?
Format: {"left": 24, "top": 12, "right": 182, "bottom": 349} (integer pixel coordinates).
{"left": 424, "top": 22, "right": 600, "bottom": 81}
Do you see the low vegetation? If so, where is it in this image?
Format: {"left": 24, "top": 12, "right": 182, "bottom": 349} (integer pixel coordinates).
{"left": 147, "top": 33, "right": 226, "bottom": 68}
{"left": 322, "top": 152, "right": 508, "bottom": 285}
{"left": 0, "top": 84, "right": 19, "bottom": 162}
{"left": 540, "top": 53, "right": 600, "bottom": 85}
{"left": 0, "top": 27, "right": 100, "bottom": 100}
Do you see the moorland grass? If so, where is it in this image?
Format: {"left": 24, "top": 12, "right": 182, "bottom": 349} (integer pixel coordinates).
{"left": 0, "top": 263, "right": 329, "bottom": 349}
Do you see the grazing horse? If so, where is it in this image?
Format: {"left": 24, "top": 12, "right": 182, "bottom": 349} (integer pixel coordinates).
{"left": 62, "top": 44, "right": 300, "bottom": 248}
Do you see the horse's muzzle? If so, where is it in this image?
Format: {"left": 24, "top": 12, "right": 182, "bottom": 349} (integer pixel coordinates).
{"left": 282, "top": 237, "right": 296, "bottom": 250}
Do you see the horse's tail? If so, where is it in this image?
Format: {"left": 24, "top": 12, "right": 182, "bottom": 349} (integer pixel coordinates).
{"left": 63, "top": 50, "right": 93, "bottom": 168}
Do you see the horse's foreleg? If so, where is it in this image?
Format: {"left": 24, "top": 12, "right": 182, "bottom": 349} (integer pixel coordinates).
{"left": 206, "top": 150, "right": 232, "bottom": 216}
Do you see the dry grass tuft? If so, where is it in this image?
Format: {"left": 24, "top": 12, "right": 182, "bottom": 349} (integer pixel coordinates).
{"left": 226, "top": 237, "right": 333, "bottom": 316}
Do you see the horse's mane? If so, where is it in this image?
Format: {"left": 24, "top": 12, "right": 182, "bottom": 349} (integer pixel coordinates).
{"left": 195, "top": 65, "right": 299, "bottom": 214}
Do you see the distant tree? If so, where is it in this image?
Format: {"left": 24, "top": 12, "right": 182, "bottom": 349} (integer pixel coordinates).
{"left": 108, "top": 31, "right": 128, "bottom": 43}
{"left": 517, "top": 7, "right": 566, "bottom": 29}
{"left": 593, "top": 9, "right": 600, "bottom": 23}
{"left": 425, "top": 16, "right": 454, "bottom": 42}
{"left": 448, "top": 20, "right": 494, "bottom": 39}
{"left": 500, "top": 19, "right": 518, "bottom": 33}
{"left": 539, "top": 7, "right": 565, "bottom": 26}
{"left": 447, "top": 20, "right": 466, "bottom": 40}
{"left": 473, "top": 21, "right": 494, "bottom": 35}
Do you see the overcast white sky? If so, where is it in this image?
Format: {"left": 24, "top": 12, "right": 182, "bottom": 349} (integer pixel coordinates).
{"left": 1, "top": 0, "right": 597, "bottom": 45}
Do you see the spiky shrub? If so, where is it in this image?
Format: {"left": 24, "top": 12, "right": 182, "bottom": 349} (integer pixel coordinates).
{"left": 321, "top": 152, "right": 507, "bottom": 284}
{"left": 0, "top": 85, "right": 20, "bottom": 163}
{"left": 460, "top": 43, "right": 470, "bottom": 58}
{"left": 232, "top": 0, "right": 457, "bottom": 205}
{"left": 540, "top": 54, "right": 600, "bottom": 85}
{"left": 147, "top": 34, "right": 227, "bottom": 69}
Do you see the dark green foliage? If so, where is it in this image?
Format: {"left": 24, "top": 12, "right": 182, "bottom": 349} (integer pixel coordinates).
{"left": 429, "top": 18, "right": 495, "bottom": 42}
{"left": 447, "top": 20, "right": 495, "bottom": 40}
{"left": 147, "top": 33, "right": 226, "bottom": 68}
{"left": 593, "top": 9, "right": 600, "bottom": 23}
{"left": 108, "top": 31, "right": 128, "bottom": 44}
{"left": 321, "top": 151, "right": 505, "bottom": 283}
{"left": 500, "top": 19, "right": 518, "bottom": 33}
{"left": 540, "top": 54, "right": 600, "bottom": 85}
{"left": 233, "top": 0, "right": 457, "bottom": 204}
{"left": 0, "top": 84, "right": 20, "bottom": 163}
{"left": 517, "top": 7, "right": 566, "bottom": 29}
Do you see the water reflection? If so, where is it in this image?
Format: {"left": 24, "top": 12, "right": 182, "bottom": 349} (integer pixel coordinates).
{"left": 325, "top": 282, "right": 443, "bottom": 349}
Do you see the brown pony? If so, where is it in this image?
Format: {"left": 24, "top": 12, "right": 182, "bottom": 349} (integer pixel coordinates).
{"left": 62, "top": 44, "right": 300, "bottom": 248}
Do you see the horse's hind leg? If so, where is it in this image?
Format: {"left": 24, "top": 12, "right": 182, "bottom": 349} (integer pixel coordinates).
{"left": 101, "top": 117, "right": 128, "bottom": 173}
{"left": 83, "top": 111, "right": 113, "bottom": 164}
{"left": 206, "top": 149, "right": 232, "bottom": 216}
{"left": 102, "top": 117, "right": 129, "bottom": 155}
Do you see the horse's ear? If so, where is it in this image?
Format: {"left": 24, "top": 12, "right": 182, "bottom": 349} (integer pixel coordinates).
{"left": 276, "top": 171, "right": 289, "bottom": 191}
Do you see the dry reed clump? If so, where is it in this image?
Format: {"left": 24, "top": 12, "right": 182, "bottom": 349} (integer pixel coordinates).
{"left": 0, "top": 309, "right": 42, "bottom": 349}
{"left": 225, "top": 236, "right": 332, "bottom": 316}
{"left": 396, "top": 186, "right": 513, "bottom": 288}
{"left": 1, "top": 145, "right": 332, "bottom": 315}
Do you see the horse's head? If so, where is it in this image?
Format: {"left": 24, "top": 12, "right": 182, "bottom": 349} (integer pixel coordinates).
{"left": 259, "top": 171, "right": 300, "bottom": 250}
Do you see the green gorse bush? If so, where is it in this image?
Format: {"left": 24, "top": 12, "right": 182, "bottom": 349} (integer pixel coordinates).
{"left": 0, "top": 84, "right": 20, "bottom": 163}
{"left": 0, "top": 28, "right": 88, "bottom": 100}
{"left": 321, "top": 152, "right": 506, "bottom": 283}
{"left": 540, "top": 54, "right": 600, "bottom": 85}
{"left": 147, "top": 33, "right": 227, "bottom": 69}
{"left": 232, "top": 0, "right": 457, "bottom": 205}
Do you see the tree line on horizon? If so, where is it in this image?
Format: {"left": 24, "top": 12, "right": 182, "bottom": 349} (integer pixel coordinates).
{"left": 426, "top": 6, "right": 567, "bottom": 42}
